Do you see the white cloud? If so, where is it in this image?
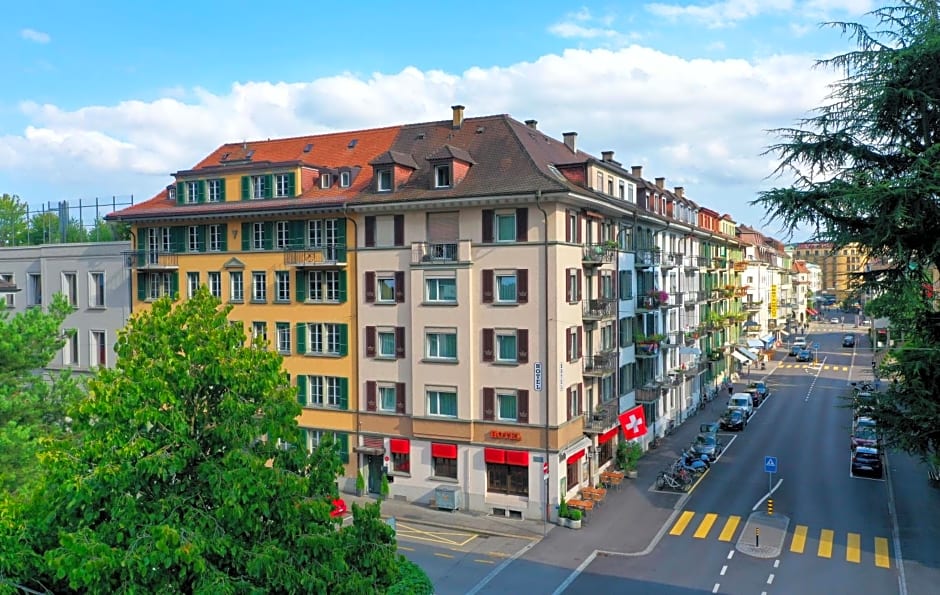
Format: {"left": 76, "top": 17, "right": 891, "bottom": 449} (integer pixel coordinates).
{"left": 644, "top": 0, "right": 871, "bottom": 28}
{"left": 0, "top": 45, "right": 837, "bottom": 229}
{"left": 20, "top": 28, "right": 51, "bottom": 44}
{"left": 548, "top": 8, "right": 626, "bottom": 42}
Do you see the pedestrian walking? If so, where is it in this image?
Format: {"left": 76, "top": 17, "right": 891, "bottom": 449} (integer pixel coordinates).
{"left": 727, "top": 383, "right": 733, "bottom": 396}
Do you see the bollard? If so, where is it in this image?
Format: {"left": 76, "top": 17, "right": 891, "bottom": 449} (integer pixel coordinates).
{"left": 767, "top": 498, "right": 774, "bottom": 516}
{"left": 756, "top": 527, "right": 760, "bottom": 547}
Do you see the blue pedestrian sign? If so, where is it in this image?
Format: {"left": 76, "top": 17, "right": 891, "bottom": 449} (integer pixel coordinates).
{"left": 813, "top": 342, "right": 820, "bottom": 349}
{"left": 764, "top": 456, "right": 778, "bottom": 474}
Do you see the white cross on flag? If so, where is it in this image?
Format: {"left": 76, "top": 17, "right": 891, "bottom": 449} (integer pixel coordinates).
{"left": 618, "top": 405, "right": 648, "bottom": 440}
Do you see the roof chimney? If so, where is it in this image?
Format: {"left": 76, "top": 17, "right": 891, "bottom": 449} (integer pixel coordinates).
{"left": 562, "top": 131, "right": 578, "bottom": 153}
{"left": 631, "top": 165, "right": 643, "bottom": 178}
{"left": 674, "top": 186, "right": 684, "bottom": 198}
{"left": 655, "top": 177, "right": 665, "bottom": 189}
{"left": 451, "top": 105, "right": 465, "bottom": 129}
{"left": 525, "top": 119, "right": 538, "bottom": 130}
{"left": 601, "top": 151, "right": 614, "bottom": 162}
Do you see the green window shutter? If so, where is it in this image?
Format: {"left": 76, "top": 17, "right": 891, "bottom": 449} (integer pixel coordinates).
{"left": 339, "top": 378, "right": 349, "bottom": 410}
{"left": 296, "top": 323, "right": 306, "bottom": 354}
{"left": 197, "top": 180, "right": 207, "bottom": 203}
{"left": 337, "top": 431, "right": 349, "bottom": 464}
{"left": 170, "top": 272, "right": 180, "bottom": 299}
{"left": 136, "top": 229, "right": 146, "bottom": 250}
{"left": 338, "top": 324, "right": 348, "bottom": 356}
{"left": 197, "top": 225, "right": 207, "bottom": 252}
{"left": 334, "top": 218, "right": 347, "bottom": 262}
{"left": 136, "top": 274, "right": 147, "bottom": 301}
{"left": 241, "top": 223, "right": 251, "bottom": 251}
{"left": 176, "top": 182, "right": 185, "bottom": 204}
{"left": 265, "top": 174, "right": 274, "bottom": 199}
{"left": 295, "top": 271, "right": 307, "bottom": 302}
{"left": 297, "top": 375, "right": 307, "bottom": 406}
{"left": 337, "top": 271, "right": 347, "bottom": 303}
{"left": 170, "top": 227, "right": 185, "bottom": 252}
{"left": 241, "top": 176, "right": 250, "bottom": 200}
{"left": 289, "top": 220, "right": 305, "bottom": 248}
{"left": 220, "top": 223, "right": 228, "bottom": 251}
{"left": 263, "top": 222, "right": 274, "bottom": 250}
{"left": 288, "top": 172, "right": 297, "bottom": 197}
{"left": 218, "top": 179, "right": 226, "bottom": 201}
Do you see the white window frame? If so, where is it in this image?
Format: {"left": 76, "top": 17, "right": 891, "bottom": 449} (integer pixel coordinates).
{"left": 251, "top": 272, "right": 267, "bottom": 302}
{"left": 252, "top": 222, "right": 265, "bottom": 250}
{"left": 275, "top": 271, "right": 290, "bottom": 302}
{"left": 251, "top": 175, "right": 266, "bottom": 199}
{"left": 208, "top": 224, "right": 222, "bottom": 252}
{"left": 425, "top": 330, "right": 457, "bottom": 361}
{"left": 0, "top": 273, "right": 14, "bottom": 308}
{"left": 62, "top": 330, "right": 79, "bottom": 366}
{"left": 376, "top": 168, "right": 392, "bottom": 192}
{"left": 377, "top": 330, "right": 396, "bottom": 358}
{"left": 208, "top": 272, "right": 221, "bottom": 298}
{"left": 275, "top": 174, "right": 290, "bottom": 198}
{"left": 376, "top": 274, "right": 396, "bottom": 303}
{"left": 90, "top": 330, "right": 106, "bottom": 368}
{"left": 494, "top": 211, "right": 517, "bottom": 243}
{"left": 28, "top": 273, "right": 42, "bottom": 306}
{"left": 186, "top": 181, "right": 199, "bottom": 204}
{"left": 434, "top": 164, "right": 452, "bottom": 188}
{"left": 306, "top": 323, "right": 343, "bottom": 356}
{"left": 208, "top": 179, "right": 223, "bottom": 202}
{"left": 276, "top": 322, "right": 291, "bottom": 354}
{"left": 378, "top": 385, "right": 396, "bottom": 412}
{"left": 339, "top": 171, "right": 351, "bottom": 188}
{"left": 275, "top": 221, "right": 290, "bottom": 249}
{"left": 188, "top": 226, "right": 200, "bottom": 252}
{"left": 496, "top": 391, "right": 518, "bottom": 422}
{"left": 230, "top": 271, "right": 244, "bottom": 302}
{"left": 425, "top": 277, "right": 456, "bottom": 303}
{"left": 495, "top": 272, "right": 517, "bottom": 303}
{"left": 320, "top": 173, "right": 332, "bottom": 189}
{"left": 252, "top": 321, "right": 268, "bottom": 345}
{"left": 62, "top": 272, "right": 78, "bottom": 307}
{"left": 427, "top": 389, "right": 458, "bottom": 418}
{"left": 187, "top": 272, "right": 200, "bottom": 299}
{"left": 87, "top": 272, "right": 105, "bottom": 308}
{"left": 495, "top": 331, "right": 518, "bottom": 363}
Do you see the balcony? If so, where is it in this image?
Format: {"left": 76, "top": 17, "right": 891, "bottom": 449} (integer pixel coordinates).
{"left": 411, "top": 240, "right": 472, "bottom": 265}
{"left": 583, "top": 298, "right": 616, "bottom": 321}
{"left": 635, "top": 249, "right": 661, "bottom": 268}
{"left": 584, "top": 398, "right": 620, "bottom": 433}
{"left": 636, "top": 387, "right": 663, "bottom": 403}
{"left": 582, "top": 243, "right": 616, "bottom": 266}
{"left": 661, "top": 252, "right": 682, "bottom": 269}
{"left": 637, "top": 295, "right": 660, "bottom": 311}
{"left": 662, "top": 332, "right": 682, "bottom": 349}
{"left": 683, "top": 363, "right": 705, "bottom": 378}
{"left": 123, "top": 250, "right": 179, "bottom": 270}
{"left": 284, "top": 245, "right": 347, "bottom": 268}
{"left": 583, "top": 353, "right": 617, "bottom": 377}
{"left": 744, "top": 301, "right": 763, "bottom": 311}
{"left": 712, "top": 257, "right": 728, "bottom": 269}
{"left": 635, "top": 341, "right": 661, "bottom": 358}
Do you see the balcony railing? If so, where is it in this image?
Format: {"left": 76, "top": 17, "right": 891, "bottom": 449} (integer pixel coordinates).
{"left": 583, "top": 298, "right": 616, "bottom": 321}
{"left": 744, "top": 301, "right": 763, "bottom": 311}
{"left": 661, "top": 252, "right": 682, "bottom": 268}
{"left": 583, "top": 353, "right": 617, "bottom": 377}
{"left": 123, "top": 250, "right": 179, "bottom": 269}
{"left": 636, "top": 387, "right": 663, "bottom": 403}
{"left": 684, "top": 363, "right": 705, "bottom": 378}
{"left": 662, "top": 331, "right": 682, "bottom": 349}
{"left": 584, "top": 398, "right": 620, "bottom": 433}
{"left": 635, "top": 341, "right": 661, "bottom": 358}
{"left": 637, "top": 295, "right": 660, "bottom": 310}
{"left": 411, "top": 240, "right": 472, "bottom": 265}
{"left": 582, "top": 244, "right": 616, "bottom": 266}
{"left": 284, "top": 245, "right": 347, "bottom": 267}
{"left": 635, "top": 249, "right": 661, "bottom": 268}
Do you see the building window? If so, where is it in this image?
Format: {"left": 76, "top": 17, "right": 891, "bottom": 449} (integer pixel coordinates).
{"left": 186, "top": 181, "right": 199, "bottom": 204}
{"left": 90, "top": 330, "right": 106, "bottom": 367}
{"left": 494, "top": 212, "right": 516, "bottom": 242}
{"left": 1, "top": 273, "right": 14, "bottom": 307}
{"left": 427, "top": 389, "right": 458, "bottom": 417}
{"left": 208, "top": 179, "right": 223, "bottom": 202}
{"left": 379, "top": 386, "right": 397, "bottom": 412}
{"left": 187, "top": 272, "right": 200, "bottom": 299}
{"left": 495, "top": 332, "right": 518, "bottom": 363}
{"left": 432, "top": 444, "right": 458, "bottom": 479}
{"left": 28, "top": 273, "right": 42, "bottom": 306}
{"left": 188, "top": 226, "right": 201, "bottom": 252}
{"left": 607, "top": 178, "right": 614, "bottom": 195}
{"left": 496, "top": 272, "right": 517, "bottom": 303}
{"left": 434, "top": 164, "right": 452, "bottom": 188}
{"left": 252, "top": 222, "right": 265, "bottom": 250}
{"left": 275, "top": 221, "right": 290, "bottom": 249}
{"left": 425, "top": 277, "right": 456, "bottom": 303}
{"left": 251, "top": 175, "right": 266, "bottom": 199}
{"left": 275, "top": 271, "right": 290, "bottom": 302}
{"left": 376, "top": 169, "right": 393, "bottom": 192}
{"left": 251, "top": 272, "right": 267, "bottom": 302}
{"left": 276, "top": 322, "right": 291, "bottom": 354}
{"left": 252, "top": 321, "right": 268, "bottom": 345}
{"left": 307, "top": 219, "right": 340, "bottom": 261}
{"left": 619, "top": 180, "right": 625, "bottom": 199}
{"left": 301, "top": 375, "right": 345, "bottom": 408}
{"left": 229, "top": 271, "right": 244, "bottom": 302}
{"left": 147, "top": 272, "right": 172, "bottom": 300}
{"left": 62, "top": 272, "right": 77, "bottom": 307}
{"left": 426, "top": 331, "right": 457, "bottom": 360}
{"left": 208, "top": 272, "right": 221, "bottom": 298}
{"left": 302, "top": 323, "right": 346, "bottom": 356}
{"left": 376, "top": 274, "right": 396, "bottom": 303}
{"left": 305, "top": 270, "right": 342, "bottom": 302}
{"left": 391, "top": 450, "right": 410, "bottom": 474}
{"left": 339, "top": 171, "right": 351, "bottom": 187}
{"left": 208, "top": 225, "right": 223, "bottom": 252}
{"left": 596, "top": 172, "right": 604, "bottom": 192}
{"left": 275, "top": 174, "right": 291, "bottom": 197}
{"left": 377, "top": 330, "right": 396, "bottom": 357}
{"left": 320, "top": 173, "right": 332, "bottom": 189}
{"left": 487, "top": 461, "right": 528, "bottom": 496}
{"left": 63, "top": 330, "right": 78, "bottom": 366}
{"left": 497, "top": 391, "right": 518, "bottom": 421}
{"left": 87, "top": 272, "right": 105, "bottom": 307}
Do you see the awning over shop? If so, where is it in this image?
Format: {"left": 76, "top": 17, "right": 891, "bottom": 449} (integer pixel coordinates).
{"left": 779, "top": 329, "right": 790, "bottom": 336}
{"left": 746, "top": 339, "right": 764, "bottom": 350}
{"left": 806, "top": 307, "right": 818, "bottom": 316}
{"left": 431, "top": 442, "right": 458, "bottom": 459}
{"left": 761, "top": 334, "right": 775, "bottom": 346}
{"left": 736, "top": 348, "right": 759, "bottom": 362}
{"left": 599, "top": 426, "right": 619, "bottom": 444}
{"left": 732, "top": 350, "right": 751, "bottom": 364}
{"left": 567, "top": 448, "right": 586, "bottom": 464}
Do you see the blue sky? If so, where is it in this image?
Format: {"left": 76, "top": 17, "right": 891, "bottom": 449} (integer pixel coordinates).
{"left": 2, "top": 0, "right": 877, "bottom": 239}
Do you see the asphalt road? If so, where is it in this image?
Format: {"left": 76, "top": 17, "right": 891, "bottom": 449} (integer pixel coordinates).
{"left": 565, "top": 322, "right": 903, "bottom": 594}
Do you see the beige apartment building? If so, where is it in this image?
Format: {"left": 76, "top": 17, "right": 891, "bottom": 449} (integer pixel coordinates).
{"left": 790, "top": 242, "right": 868, "bottom": 303}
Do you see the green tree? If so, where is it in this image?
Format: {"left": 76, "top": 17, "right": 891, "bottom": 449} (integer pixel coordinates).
{"left": 0, "top": 293, "right": 81, "bottom": 494}
{"left": 0, "top": 193, "right": 28, "bottom": 247}
{"left": 0, "top": 289, "right": 422, "bottom": 593}
{"left": 754, "top": 1, "right": 940, "bottom": 460}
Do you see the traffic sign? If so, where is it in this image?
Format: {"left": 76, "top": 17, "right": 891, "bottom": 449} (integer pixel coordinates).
{"left": 543, "top": 461, "right": 549, "bottom": 479}
{"left": 764, "top": 456, "right": 778, "bottom": 474}
{"left": 813, "top": 342, "right": 820, "bottom": 349}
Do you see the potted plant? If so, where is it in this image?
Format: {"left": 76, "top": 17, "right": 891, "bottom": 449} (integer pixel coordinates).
{"left": 380, "top": 473, "right": 390, "bottom": 501}
{"left": 355, "top": 471, "right": 366, "bottom": 497}
{"left": 557, "top": 499, "right": 570, "bottom": 526}
{"left": 622, "top": 441, "right": 643, "bottom": 479}
{"left": 567, "top": 509, "right": 583, "bottom": 529}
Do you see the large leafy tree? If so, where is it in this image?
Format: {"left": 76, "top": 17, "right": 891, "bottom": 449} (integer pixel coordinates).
{"left": 754, "top": 1, "right": 940, "bottom": 460}
{"left": 0, "top": 193, "right": 28, "bottom": 247}
{"left": 0, "top": 289, "right": 424, "bottom": 593}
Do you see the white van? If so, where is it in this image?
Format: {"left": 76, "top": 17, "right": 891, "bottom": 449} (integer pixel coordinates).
{"left": 728, "top": 393, "right": 755, "bottom": 419}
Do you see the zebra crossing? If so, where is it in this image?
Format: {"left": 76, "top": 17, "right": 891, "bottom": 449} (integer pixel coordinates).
{"left": 667, "top": 510, "right": 891, "bottom": 569}
{"left": 777, "top": 363, "right": 850, "bottom": 371}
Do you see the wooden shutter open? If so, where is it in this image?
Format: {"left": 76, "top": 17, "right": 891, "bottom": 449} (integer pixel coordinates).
{"left": 364, "top": 216, "right": 376, "bottom": 247}
{"left": 483, "top": 388, "right": 495, "bottom": 420}
{"left": 517, "top": 269, "right": 528, "bottom": 303}
{"left": 395, "top": 327, "right": 406, "bottom": 359}
{"left": 393, "top": 214, "right": 404, "bottom": 246}
{"left": 365, "top": 381, "right": 377, "bottom": 411}
{"left": 395, "top": 383, "right": 406, "bottom": 413}
{"left": 515, "top": 207, "right": 528, "bottom": 241}
{"left": 517, "top": 329, "right": 529, "bottom": 363}
{"left": 517, "top": 390, "right": 529, "bottom": 424}
{"left": 394, "top": 271, "right": 405, "bottom": 303}
{"left": 577, "top": 327, "right": 583, "bottom": 358}
{"left": 365, "top": 326, "right": 376, "bottom": 357}
{"left": 364, "top": 271, "right": 375, "bottom": 302}
{"left": 482, "top": 269, "right": 494, "bottom": 303}
{"left": 482, "top": 209, "right": 494, "bottom": 243}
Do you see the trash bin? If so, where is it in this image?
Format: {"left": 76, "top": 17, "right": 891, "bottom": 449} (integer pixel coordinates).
{"left": 435, "top": 486, "right": 461, "bottom": 511}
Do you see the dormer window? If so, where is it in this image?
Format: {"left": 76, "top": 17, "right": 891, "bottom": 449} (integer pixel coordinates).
{"left": 167, "top": 186, "right": 176, "bottom": 201}
{"left": 186, "top": 181, "right": 200, "bottom": 204}
{"left": 340, "top": 171, "right": 351, "bottom": 188}
{"left": 376, "top": 169, "right": 393, "bottom": 192}
{"left": 434, "top": 164, "right": 452, "bottom": 188}
{"left": 320, "top": 173, "right": 333, "bottom": 189}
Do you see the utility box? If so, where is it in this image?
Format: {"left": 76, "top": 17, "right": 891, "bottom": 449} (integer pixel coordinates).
{"left": 434, "top": 486, "right": 461, "bottom": 511}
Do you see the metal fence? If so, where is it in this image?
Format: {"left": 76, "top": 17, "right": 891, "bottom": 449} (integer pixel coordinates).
{"left": 0, "top": 196, "right": 135, "bottom": 246}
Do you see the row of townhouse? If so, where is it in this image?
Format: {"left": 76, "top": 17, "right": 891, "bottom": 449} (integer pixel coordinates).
{"left": 0, "top": 106, "right": 800, "bottom": 522}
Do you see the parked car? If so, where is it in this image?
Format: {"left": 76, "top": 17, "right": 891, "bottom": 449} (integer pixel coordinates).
{"left": 790, "top": 337, "right": 807, "bottom": 356}
{"left": 830, "top": 317, "right": 841, "bottom": 324}
{"left": 728, "top": 393, "right": 754, "bottom": 419}
{"left": 852, "top": 416, "right": 879, "bottom": 448}
{"left": 796, "top": 348, "right": 813, "bottom": 362}
{"left": 747, "top": 381, "right": 770, "bottom": 405}
{"left": 851, "top": 446, "right": 883, "bottom": 477}
{"left": 690, "top": 432, "right": 723, "bottom": 462}
{"left": 842, "top": 334, "right": 856, "bottom": 347}
{"left": 719, "top": 409, "right": 746, "bottom": 431}
{"left": 854, "top": 391, "right": 876, "bottom": 417}
{"left": 699, "top": 421, "right": 720, "bottom": 439}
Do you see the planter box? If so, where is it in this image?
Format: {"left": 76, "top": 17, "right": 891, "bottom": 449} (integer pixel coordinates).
{"left": 563, "top": 517, "right": 582, "bottom": 529}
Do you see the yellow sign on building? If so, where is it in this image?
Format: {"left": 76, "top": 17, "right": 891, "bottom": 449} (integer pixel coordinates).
{"left": 770, "top": 285, "right": 778, "bottom": 318}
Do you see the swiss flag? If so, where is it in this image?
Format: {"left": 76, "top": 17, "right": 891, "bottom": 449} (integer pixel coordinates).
{"left": 619, "top": 405, "right": 648, "bottom": 440}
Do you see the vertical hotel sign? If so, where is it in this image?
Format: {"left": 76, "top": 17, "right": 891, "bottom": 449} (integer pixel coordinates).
{"left": 770, "top": 285, "right": 778, "bottom": 319}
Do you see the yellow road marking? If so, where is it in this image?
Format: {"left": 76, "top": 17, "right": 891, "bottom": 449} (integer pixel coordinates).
{"left": 434, "top": 552, "right": 454, "bottom": 559}
{"left": 398, "top": 546, "right": 415, "bottom": 552}
{"left": 818, "top": 529, "right": 834, "bottom": 558}
{"left": 718, "top": 516, "right": 741, "bottom": 542}
{"left": 790, "top": 525, "right": 808, "bottom": 553}
{"left": 395, "top": 522, "right": 477, "bottom": 547}
{"left": 846, "top": 533, "right": 861, "bottom": 563}
{"left": 875, "top": 537, "right": 891, "bottom": 568}
{"left": 475, "top": 559, "right": 495, "bottom": 565}
{"left": 670, "top": 511, "right": 695, "bottom": 536}
{"left": 694, "top": 513, "right": 718, "bottom": 539}
{"left": 488, "top": 551, "right": 510, "bottom": 558}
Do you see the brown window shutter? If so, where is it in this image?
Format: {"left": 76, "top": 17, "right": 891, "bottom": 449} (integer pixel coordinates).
{"left": 482, "top": 269, "right": 494, "bottom": 303}
{"left": 565, "top": 211, "right": 572, "bottom": 243}
{"left": 393, "top": 214, "right": 404, "bottom": 246}
{"left": 365, "top": 326, "right": 376, "bottom": 357}
{"left": 482, "top": 328, "right": 494, "bottom": 362}
{"left": 365, "top": 381, "right": 377, "bottom": 411}
{"left": 395, "top": 326, "right": 406, "bottom": 358}
{"left": 577, "top": 214, "right": 583, "bottom": 243}
{"left": 364, "top": 271, "right": 375, "bottom": 302}
{"left": 576, "top": 270, "right": 583, "bottom": 301}
{"left": 395, "top": 383, "right": 406, "bottom": 414}
{"left": 515, "top": 207, "right": 528, "bottom": 241}
{"left": 517, "top": 269, "right": 528, "bottom": 303}
{"left": 577, "top": 383, "right": 584, "bottom": 414}
{"left": 566, "top": 387, "right": 572, "bottom": 422}
{"left": 517, "top": 390, "right": 529, "bottom": 424}
{"left": 610, "top": 272, "right": 617, "bottom": 300}
{"left": 517, "top": 329, "right": 529, "bottom": 363}
{"left": 598, "top": 273, "right": 603, "bottom": 297}
{"left": 566, "top": 328, "right": 573, "bottom": 361}
{"left": 482, "top": 209, "right": 494, "bottom": 243}
{"left": 364, "top": 216, "right": 376, "bottom": 247}
{"left": 394, "top": 271, "right": 405, "bottom": 303}
{"left": 577, "top": 326, "right": 583, "bottom": 358}
{"left": 483, "top": 387, "right": 495, "bottom": 420}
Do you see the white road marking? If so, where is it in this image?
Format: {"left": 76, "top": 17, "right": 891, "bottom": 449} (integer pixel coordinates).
{"left": 774, "top": 559, "right": 780, "bottom": 568}
{"left": 720, "top": 565, "right": 728, "bottom": 576}
{"left": 768, "top": 573, "right": 775, "bottom": 584}
{"left": 727, "top": 550, "right": 735, "bottom": 560}
{"left": 752, "top": 477, "right": 784, "bottom": 511}
{"left": 712, "top": 584, "right": 720, "bottom": 593}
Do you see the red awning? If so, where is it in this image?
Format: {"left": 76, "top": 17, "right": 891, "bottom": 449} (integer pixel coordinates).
{"left": 506, "top": 450, "right": 529, "bottom": 467}
{"left": 599, "top": 427, "right": 619, "bottom": 444}
{"left": 484, "top": 447, "right": 506, "bottom": 464}
{"left": 567, "top": 448, "right": 586, "bottom": 464}
{"left": 390, "top": 438, "right": 410, "bottom": 454}
{"left": 806, "top": 307, "right": 818, "bottom": 316}
{"left": 431, "top": 442, "right": 458, "bottom": 459}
